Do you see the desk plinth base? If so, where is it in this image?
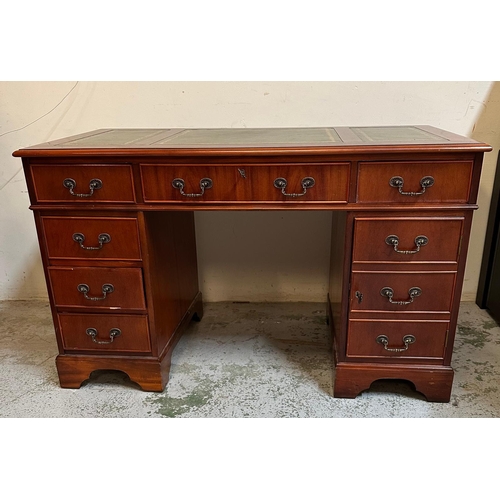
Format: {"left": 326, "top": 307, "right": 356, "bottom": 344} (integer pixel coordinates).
{"left": 333, "top": 363, "right": 454, "bottom": 403}
{"left": 56, "top": 354, "right": 170, "bottom": 391}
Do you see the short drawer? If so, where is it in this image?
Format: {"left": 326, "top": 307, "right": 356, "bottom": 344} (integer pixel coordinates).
{"left": 346, "top": 319, "right": 448, "bottom": 360}
{"left": 352, "top": 217, "right": 464, "bottom": 264}
{"left": 350, "top": 271, "right": 456, "bottom": 313}
{"left": 58, "top": 313, "right": 151, "bottom": 353}
{"left": 140, "top": 163, "right": 349, "bottom": 202}
{"left": 48, "top": 267, "right": 146, "bottom": 311}
{"left": 31, "top": 164, "right": 135, "bottom": 203}
{"left": 42, "top": 217, "right": 142, "bottom": 261}
{"left": 357, "top": 160, "right": 473, "bottom": 203}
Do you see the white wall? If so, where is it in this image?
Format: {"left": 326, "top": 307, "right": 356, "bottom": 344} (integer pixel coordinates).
{"left": 1, "top": 82, "right": 498, "bottom": 301}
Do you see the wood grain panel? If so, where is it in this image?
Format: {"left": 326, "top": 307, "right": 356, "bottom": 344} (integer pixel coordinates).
{"left": 31, "top": 164, "right": 135, "bottom": 202}
{"left": 142, "top": 211, "right": 200, "bottom": 356}
{"left": 48, "top": 267, "right": 146, "bottom": 311}
{"left": 58, "top": 313, "right": 151, "bottom": 353}
{"left": 350, "top": 271, "right": 456, "bottom": 313}
{"left": 140, "top": 163, "right": 349, "bottom": 202}
{"left": 42, "top": 216, "right": 141, "bottom": 261}
{"left": 352, "top": 216, "right": 464, "bottom": 264}
{"left": 347, "top": 319, "right": 448, "bottom": 359}
{"left": 357, "top": 160, "right": 473, "bottom": 203}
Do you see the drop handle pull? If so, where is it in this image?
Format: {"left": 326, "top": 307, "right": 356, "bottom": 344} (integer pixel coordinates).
{"left": 380, "top": 286, "right": 422, "bottom": 305}
{"left": 172, "top": 178, "right": 213, "bottom": 197}
{"left": 63, "top": 178, "right": 102, "bottom": 197}
{"left": 385, "top": 235, "right": 429, "bottom": 254}
{"left": 77, "top": 283, "right": 114, "bottom": 301}
{"left": 85, "top": 327, "right": 121, "bottom": 344}
{"left": 389, "top": 175, "right": 434, "bottom": 196}
{"left": 273, "top": 177, "right": 315, "bottom": 197}
{"left": 376, "top": 335, "right": 416, "bottom": 352}
{"left": 72, "top": 232, "right": 111, "bottom": 251}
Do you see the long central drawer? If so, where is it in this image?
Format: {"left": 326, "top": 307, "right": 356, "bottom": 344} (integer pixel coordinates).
{"left": 140, "top": 163, "right": 350, "bottom": 202}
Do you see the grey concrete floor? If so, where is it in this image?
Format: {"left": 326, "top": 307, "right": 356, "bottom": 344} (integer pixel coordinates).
{"left": 1, "top": 300, "right": 499, "bottom": 417}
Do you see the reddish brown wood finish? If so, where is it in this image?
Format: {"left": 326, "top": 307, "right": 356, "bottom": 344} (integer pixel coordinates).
{"left": 141, "top": 211, "right": 200, "bottom": 357}
{"left": 357, "top": 160, "right": 473, "bottom": 203}
{"left": 55, "top": 292, "right": 203, "bottom": 391}
{"left": 349, "top": 271, "right": 456, "bottom": 313}
{"left": 346, "top": 319, "right": 449, "bottom": 360}
{"left": 334, "top": 363, "right": 454, "bottom": 402}
{"left": 48, "top": 266, "right": 146, "bottom": 311}
{"left": 58, "top": 313, "right": 151, "bottom": 353}
{"left": 30, "top": 164, "right": 135, "bottom": 203}
{"left": 41, "top": 216, "right": 142, "bottom": 261}
{"left": 14, "top": 127, "right": 492, "bottom": 402}
{"left": 55, "top": 354, "right": 169, "bottom": 391}
{"left": 352, "top": 216, "right": 464, "bottom": 264}
{"left": 328, "top": 211, "right": 349, "bottom": 362}
{"left": 140, "top": 163, "right": 349, "bottom": 202}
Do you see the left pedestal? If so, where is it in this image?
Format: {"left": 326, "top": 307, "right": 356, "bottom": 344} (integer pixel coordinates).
{"left": 33, "top": 207, "right": 201, "bottom": 392}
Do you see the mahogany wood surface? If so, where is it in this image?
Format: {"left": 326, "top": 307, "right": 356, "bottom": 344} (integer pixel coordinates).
{"left": 48, "top": 266, "right": 146, "bottom": 312}
{"left": 141, "top": 211, "right": 200, "bottom": 357}
{"left": 328, "top": 212, "right": 349, "bottom": 363}
{"left": 58, "top": 313, "right": 151, "bottom": 353}
{"left": 356, "top": 160, "right": 473, "bottom": 203}
{"left": 42, "top": 216, "right": 142, "bottom": 261}
{"left": 55, "top": 292, "right": 203, "bottom": 391}
{"left": 141, "top": 163, "right": 350, "bottom": 202}
{"left": 346, "top": 319, "right": 449, "bottom": 360}
{"left": 55, "top": 354, "right": 168, "bottom": 391}
{"left": 14, "top": 127, "right": 492, "bottom": 402}
{"left": 352, "top": 216, "right": 464, "bottom": 264}
{"left": 30, "top": 164, "right": 136, "bottom": 203}
{"left": 333, "top": 362, "right": 454, "bottom": 402}
{"left": 349, "top": 271, "right": 456, "bottom": 313}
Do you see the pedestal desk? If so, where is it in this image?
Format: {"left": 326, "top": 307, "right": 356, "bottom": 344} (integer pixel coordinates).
{"left": 14, "top": 126, "right": 492, "bottom": 402}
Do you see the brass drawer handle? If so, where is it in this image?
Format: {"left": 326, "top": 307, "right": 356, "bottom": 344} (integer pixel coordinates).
{"left": 63, "top": 178, "right": 102, "bottom": 197}
{"left": 72, "top": 232, "right": 111, "bottom": 251}
{"left": 389, "top": 175, "right": 434, "bottom": 196}
{"left": 380, "top": 286, "right": 422, "bottom": 305}
{"left": 85, "top": 327, "right": 121, "bottom": 344}
{"left": 77, "top": 283, "right": 114, "bottom": 301}
{"left": 385, "top": 234, "right": 429, "bottom": 254}
{"left": 172, "top": 177, "right": 213, "bottom": 197}
{"left": 274, "top": 177, "right": 315, "bottom": 197}
{"left": 376, "top": 334, "right": 416, "bottom": 352}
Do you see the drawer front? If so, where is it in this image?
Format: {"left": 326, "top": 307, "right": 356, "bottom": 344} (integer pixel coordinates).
{"left": 42, "top": 217, "right": 142, "bottom": 261}
{"left": 352, "top": 217, "right": 464, "bottom": 263}
{"left": 31, "top": 164, "right": 135, "bottom": 203}
{"left": 140, "top": 163, "right": 349, "bottom": 202}
{"left": 141, "top": 165, "right": 240, "bottom": 202}
{"left": 59, "top": 314, "right": 151, "bottom": 353}
{"left": 346, "top": 320, "right": 448, "bottom": 360}
{"left": 249, "top": 164, "right": 349, "bottom": 202}
{"left": 357, "top": 160, "right": 473, "bottom": 203}
{"left": 48, "top": 267, "right": 146, "bottom": 311}
{"left": 350, "top": 271, "right": 456, "bottom": 313}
